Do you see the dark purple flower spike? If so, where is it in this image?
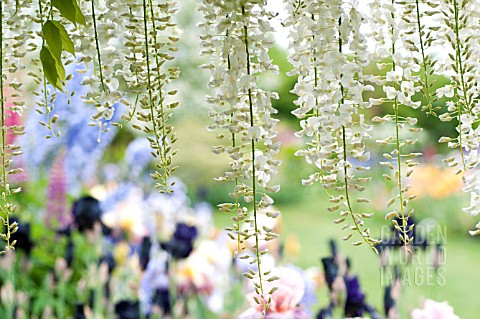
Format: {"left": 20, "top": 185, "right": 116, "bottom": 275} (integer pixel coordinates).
{"left": 115, "top": 300, "right": 140, "bottom": 319}
{"left": 161, "top": 223, "right": 198, "bottom": 259}
{"left": 344, "top": 276, "right": 365, "bottom": 317}
{"left": 321, "top": 257, "right": 338, "bottom": 291}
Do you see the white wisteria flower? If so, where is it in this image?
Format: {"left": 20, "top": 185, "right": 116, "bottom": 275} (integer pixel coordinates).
{"left": 0, "top": 0, "right": 30, "bottom": 250}
{"left": 435, "top": 0, "right": 480, "bottom": 225}
{"left": 199, "top": 0, "right": 282, "bottom": 311}
{"left": 368, "top": 0, "right": 427, "bottom": 248}
{"left": 285, "top": 0, "right": 379, "bottom": 251}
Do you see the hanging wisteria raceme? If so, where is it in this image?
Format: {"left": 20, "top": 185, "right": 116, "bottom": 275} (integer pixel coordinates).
{"left": 199, "top": 1, "right": 244, "bottom": 252}
{"left": 433, "top": 0, "right": 480, "bottom": 233}
{"left": 368, "top": 0, "right": 423, "bottom": 250}
{"left": 115, "top": 0, "right": 180, "bottom": 193}
{"left": 437, "top": 0, "right": 480, "bottom": 170}
{"left": 30, "top": 0, "right": 90, "bottom": 140}
{"left": 0, "top": 0, "right": 29, "bottom": 251}
{"left": 285, "top": 0, "right": 380, "bottom": 252}
{"left": 1, "top": 0, "right": 480, "bottom": 261}
{"left": 396, "top": 0, "right": 441, "bottom": 116}
{"left": 199, "top": 0, "right": 281, "bottom": 314}
{"left": 31, "top": 0, "right": 61, "bottom": 139}
{"left": 76, "top": 0, "right": 124, "bottom": 141}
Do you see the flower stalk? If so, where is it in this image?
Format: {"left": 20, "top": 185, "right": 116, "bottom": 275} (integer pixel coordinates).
{"left": 199, "top": 0, "right": 281, "bottom": 313}
{"left": 287, "top": 0, "right": 379, "bottom": 251}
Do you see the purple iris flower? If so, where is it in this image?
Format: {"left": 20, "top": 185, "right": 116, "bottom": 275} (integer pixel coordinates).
{"left": 174, "top": 223, "right": 198, "bottom": 242}
{"left": 115, "top": 300, "right": 140, "bottom": 319}
{"left": 344, "top": 276, "right": 365, "bottom": 317}
{"left": 73, "top": 303, "right": 86, "bottom": 319}
{"left": 161, "top": 223, "right": 198, "bottom": 259}
{"left": 321, "top": 257, "right": 338, "bottom": 291}
{"left": 139, "top": 236, "right": 152, "bottom": 271}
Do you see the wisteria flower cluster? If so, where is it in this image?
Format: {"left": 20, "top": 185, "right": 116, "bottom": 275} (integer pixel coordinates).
{"left": 114, "top": 0, "right": 180, "bottom": 193}
{"left": 199, "top": 0, "right": 282, "bottom": 312}
{"left": 2, "top": 0, "right": 480, "bottom": 267}
{"left": 285, "top": 0, "right": 379, "bottom": 251}
{"left": 0, "top": 0, "right": 182, "bottom": 250}
{"left": 281, "top": 0, "right": 480, "bottom": 245}
{"left": 0, "top": 0, "right": 31, "bottom": 251}
{"left": 75, "top": 0, "right": 124, "bottom": 127}
{"left": 433, "top": 0, "right": 480, "bottom": 231}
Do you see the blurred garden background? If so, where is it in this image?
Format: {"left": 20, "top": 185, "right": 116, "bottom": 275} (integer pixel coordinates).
{"left": 2, "top": 0, "right": 479, "bottom": 318}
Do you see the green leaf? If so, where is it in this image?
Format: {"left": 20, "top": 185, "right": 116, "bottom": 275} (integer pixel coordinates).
{"left": 41, "top": 21, "right": 67, "bottom": 89}
{"left": 72, "top": 0, "right": 86, "bottom": 26}
{"left": 51, "top": 0, "right": 75, "bottom": 25}
{"left": 55, "top": 53, "right": 67, "bottom": 86}
{"left": 40, "top": 46, "right": 59, "bottom": 88}
{"left": 51, "top": 20, "right": 75, "bottom": 55}
{"left": 42, "top": 21, "right": 62, "bottom": 62}
{"left": 40, "top": 46, "right": 65, "bottom": 90}
{"left": 51, "top": 0, "right": 86, "bottom": 26}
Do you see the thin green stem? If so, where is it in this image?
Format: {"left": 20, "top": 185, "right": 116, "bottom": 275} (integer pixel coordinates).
{"left": 38, "top": 0, "right": 56, "bottom": 137}
{"left": 341, "top": 127, "right": 372, "bottom": 248}
{"left": 312, "top": 13, "right": 318, "bottom": 119}
{"left": 292, "top": 0, "right": 303, "bottom": 15}
{"left": 314, "top": 67, "right": 328, "bottom": 188}
{"left": 453, "top": 0, "right": 470, "bottom": 111}
{"left": 414, "top": 0, "right": 433, "bottom": 115}
{"left": 147, "top": 0, "right": 168, "bottom": 168}
{"left": 120, "top": 94, "right": 139, "bottom": 128}
{"left": 232, "top": 128, "right": 241, "bottom": 253}
{"left": 311, "top": 14, "right": 328, "bottom": 190}
{"left": 91, "top": 0, "right": 106, "bottom": 92}
{"left": 242, "top": 5, "right": 266, "bottom": 309}
{"left": 391, "top": 0, "right": 408, "bottom": 248}
{"left": 456, "top": 100, "right": 466, "bottom": 170}
{"left": 393, "top": 98, "right": 408, "bottom": 245}
{"left": 15, "top": 0, "right": 20, "bottom": 15}
{"left": 453, "top": 0, "right": 468, "bottom": 170}
{"left": 226, "top": 33, "right": 242, "bottom": 254}
{"left": 0, "top": 0, "right": 10, "bottom": 251}
{"left": 338, "top": 17, "right": 373, "bottom": 249}
{"left": 142, "top": 0, "right": 165, "bottom": 187}
{"left": 118, "top": 7, "right": 139, "bottom": 128}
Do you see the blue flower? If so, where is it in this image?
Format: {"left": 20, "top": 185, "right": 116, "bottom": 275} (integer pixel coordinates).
{"left": 20, "top": 67, "right": 124, "bottom": 195}
{"left": 100, "top": 182, "right": 136, "bottom": 213}
{"left": 139, "top": 256, "right": 169, "bottom": 315}
{"left": 125, "top": 138, "right": 152, "bottom": 178}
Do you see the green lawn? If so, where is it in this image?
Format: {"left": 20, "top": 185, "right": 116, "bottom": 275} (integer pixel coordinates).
{"left": 214, "top": 188, "right": 480, "bottom": 318}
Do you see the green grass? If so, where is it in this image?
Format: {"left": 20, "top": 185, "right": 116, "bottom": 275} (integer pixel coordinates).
{"left": 214, "top": 187, "right": 480, "bottom": 318}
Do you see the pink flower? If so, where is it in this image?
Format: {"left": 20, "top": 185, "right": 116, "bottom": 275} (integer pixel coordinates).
{"left": 46, "top": 151, "right": 70, "bottom": 228}
{"left": 238, "top": 308, "right": 308, "bottom": 319}
{"left": 238, "top": 267, "right": 308, "bottom": 319}
{"left": 411, "top": 299, "right": 459, "bottom": 319}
